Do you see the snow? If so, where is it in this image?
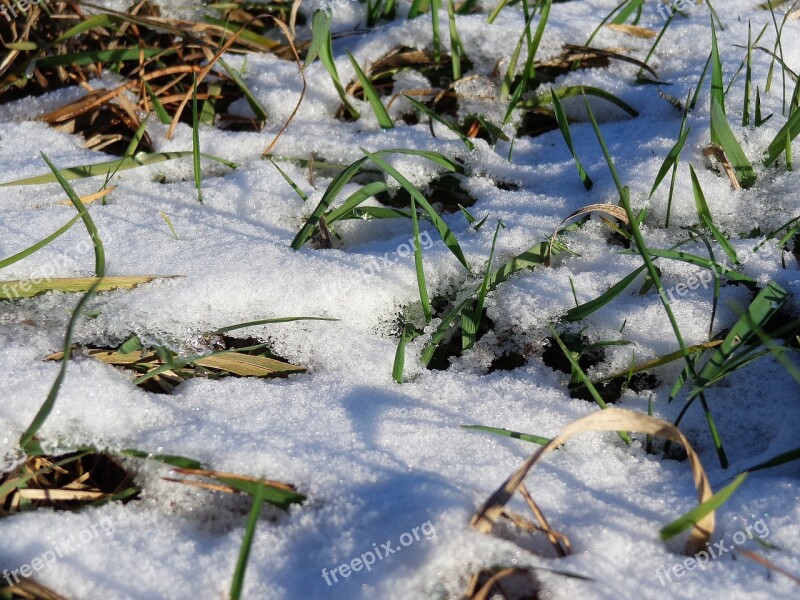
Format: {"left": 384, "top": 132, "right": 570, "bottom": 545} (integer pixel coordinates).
{"left": 1, "top": 0, "right": 799, "bottom": 598}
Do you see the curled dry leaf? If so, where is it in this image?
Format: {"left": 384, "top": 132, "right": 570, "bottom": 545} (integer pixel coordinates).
{"left": 470, "top": 408, "right": 715, "bottom": 555}
{"left": 703, "top": 144, "right": 742, "bottom": 190}
{"left": 546, "top": 203, "right": 629, "bottom": 266}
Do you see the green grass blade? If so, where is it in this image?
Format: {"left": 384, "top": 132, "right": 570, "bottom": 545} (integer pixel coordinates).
{"left": 192, "top": 75, "right": 203, "bottom": 203}
{"left": 230, "top": 480, "right": 266, "bottom": 600}
{"left": 691, "top": 281, "right": 789, "bottom": 392}
{"left": 710, "top": 101, "right": 757, "bottom": 187}
{"left": 37, "top": 47, "right": 165, "bottom": 68}
{"left": 742, "top": 447, "right": 800, "bottom": 474}
{"left": 548, "top": 324, "right": 631, "bottom": 444}
{"left": 218, "top": 58, "right": 268, "bottom": 122}
{"left": 290, "top": 157, "right": 369, "bottom": 249}
{"left": 0, "top": 215, "right": 81, "bottom": 271}
{"left": 270, "top": 159, "right": 308, "bottom": 202}
{"left": 1, "top": 152, "right": 236, "bottom": 186}
{"left": 361, "top": 149, "right": 469, "bottom": 270}
{"left": 213, "top": 316, "right": 337, "bottom": 334}
{"left": 431, "top": 0, "right": 441, "bottom": 62}
{"left": 410, "top": 196, "right": 433, "bottom": 323}
{"left": 582, "top": 95, "right": 625, "bottom": 199}
{"left": 346, "top": 52, "right": 393, "bottom": 128}
{"left": 650, "top": 125, "right": 690, "bottom": 197}
{"left": 404, "top": 95, "right": 474, "bottom": 149}
{"left": 462, "top": 221, "right": 502, "bottom": 349}
{"left": 392, "top": 324, "right": 409, "bottom": 383}
{"left": 121, "top": 449, "right": 203, "bottom": 469}
{"left": 710, "top": 20, "right": 725, "bottom": 111}
{"left": 461, "top": 424, "right": 550, "bottom": 446}
{"left": 764, "top": 104, "right": 800, "bottom": 164}
{"left": 325, "top": 181, "right": 392, "bottom": 225}
{"left": 689, "top": 164, "right": 713, "bottom": 225}
{"left": 123, "top": 116, "right": 150, "bottom": 159}
{"left": 144, "top": 79, "right": 171, "bottom": 124}
{"left": 303, "top": 9, "right": 332, "bottom": 71}
{"left": 550, "top": 87, "right": 592, "bottom": 190}
{"left": 563, "top": 266, "right": 646, "bottom": 322}
{"left": 19, "top": 279, "right": 103, "bottom": 454}
{"left": 660, "top": 473, "right": 747, "bottom": 540}
{"left": 41, "top": 153, "right": 105, "bottom": 277}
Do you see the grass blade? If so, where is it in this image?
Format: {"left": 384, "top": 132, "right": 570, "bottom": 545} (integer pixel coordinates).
{"left": 0, "top": 215, "right": 81, "bottom": 271}
{"left": 19, "top": 279, "right": 103, "bottom": 454}
{"left": 192, "top": 75, "right": 203, "bottom": 203}
{"left": 346, "top": 52, "right": 393, "bottom": 128}
{"left": 461, "top": 424, "right": 550, "bottom": 446}
{"left": 550, "top": 87, "right": 592, "bottom": 190}
{"left": 41, "top": 153, "right": 105, "bottom": 277}
{"left": 361, "top": 149, "right": 469, "bottom": 270}
{"left": 710, "top": 101, "right": 757, "bottom": 187}
{"left": 660, "top": 473, "right": 747, "bottom": 540}
{"left": 230, "top": 480, "right": 266, "bottom": 600}
{"left": 462, "top": 221, "right": 502, "bottom": 350}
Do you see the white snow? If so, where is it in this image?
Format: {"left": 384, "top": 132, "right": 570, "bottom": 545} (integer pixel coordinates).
{"left": 1, "top": 0, "right": 799, "bottom": 598}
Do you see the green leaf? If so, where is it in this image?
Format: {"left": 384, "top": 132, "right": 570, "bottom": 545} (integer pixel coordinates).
{"left": 121, "top": 449, "right": 203, "bottom": 469}
{"left": 689, "top": 164, "right": 713, "bottom": 225}
{"left": 660, "top": 473, "right": 747, "bottom": 540}
{"left": 361, "top": 149, "right": 469, "bottom": 270}
{"left": 404, "top": 95, "right": 474, "bottom": 150}
{"left": 213, "top": 316, "right": 337, "bottom": 334}
{"left": 462, "top": 221, "right": 502, "bottom": 350}
{"left": 303, "top": 9, "right": 332, "bottom": 71}
{"left": 346, "top": 52, "right": 393, "bottom": 128}
{"left": 764, "top": 104, "right": 800, "bottom": 165}
{"left": 217, "top": 58, "right": 268, "bottom": 122}
{"left": 563, "top": 266, "right": 646, "bottom": 322}
{"left": 710, "top": 101, "right": 757, "bottom": 187}
{"left": 230, "top": 480, "right": 267, "bottom": 600}
{"left": 461, "top": 424, "right": 550, "bottom": 446}
{"left": 650, "top": 126, "right": 691, "bottom": 197}
{"left": 550, "top": 86, "right": 593, "bottom": 190}
{"left": 40, "top": 153, "right": 105, "bottom": 277}
{"left": 19, "top": 280, "right": 103, "bottom": 454}
{"left": 0, "top": 215, "right": 81, "bottom": 271}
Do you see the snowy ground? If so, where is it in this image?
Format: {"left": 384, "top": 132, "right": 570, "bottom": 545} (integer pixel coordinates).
{"left": 1, "top": 0, "right": 799, "bottom": 598}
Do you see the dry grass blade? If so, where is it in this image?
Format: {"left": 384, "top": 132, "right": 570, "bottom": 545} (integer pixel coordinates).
{"left": 738, "top": 549, "right": 800, "bottom": 584}
{"left": 466, "top": 567, "right": 541, "bottom": 600}
{"left": 604, "top": 24, "right": 657, "bottom": 38}
{"left": 546, "top": 204, "right": 629, "bottom": 266}
{"left": 470, "top": 408, "right": 714, "bottom": 555}
{"left": 703, "top": 144, "right": 742, "bottom": 190}
{"left": 55, "top": 186, "right": 116, "bottom": 206}
{"left": 0, "top": 451, "right": 137, "bottom": 517}
{"left": 170, "top": 468, "right": 299, "bottom": 493}
{"left": 0, "top": 578, "right": 68, "bottom": 600}
{"left": 0, "top": 276, "right": 181, "bottom": 300}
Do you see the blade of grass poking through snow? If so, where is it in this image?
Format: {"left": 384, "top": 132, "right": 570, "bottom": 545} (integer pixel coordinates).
{"left": 690, "top": 53, "right": 713, "bottom": 110}
{"left": 686, "top": 281, "right": 789, "bottom": 400}
{"left": 410, "top": 196, "right": 432, "bottom": 323}
{"left": 462, "top": 221, "right": 502, "bottom": 350}
{"left": 689, "top": 164, "right": 713, "bottom": 225}
{"left": 404, "top": 96, "right": 474, "bottom": 149}
{"left": 192, "top": 75, "right": 202, "bottom": 202}
{"left": 547, "top": 324, "right": 631, "bottom": 444}
{"left": 290, "top": 156, "right": 369, "bottom": 249}
{"left": 710, "top": 101, "right": 757, "bottom": 187}
{"left": 563, "top": 266, "right": 646, "bottom": 322}
{"left": 217, "top": 58, "right": 268, "bottom": 123}
{"left": 661, "top": 473, "right": 748, "bottom": 540}
{"left": 0, "top": 215, "right": 80, "bottom": 270}
{"left": 447, "top": 0, "right": 464, "bottom": 81}
{"left": 230, "top": 479, "right": 266, "bottom": 600}
{"left": 504, "top": 0, "right": 551, "bottom": 125}
{"left": 361, "top": 149, "right": 469, "bottom": 270}
{"left": 18, "top": 279, "right": 103, "bottom": 455}
{"left": 123, "top": 116, "right": 150, "bottom": 159}
{"left": 143, "top": 80, "right": 171, "bottom": 125}
{"left": 764, "top": 104, "right": 800, "bottom": 165}
{"left": 710, "top": 22, "right": 756, "bottom": 187}
{"left": 270, "top": 159, "right": 308, "bottom": 202}
{"left": 1, "top": 152, "right": 237, "bottom": 186}
{"left": 461, "top": 425, "right": 550, "bottom": 446}
{"left": 308, "top": 9, "right": 358, "bottom": 119}
{"left": 346, "top": 52, "right": 393, "bottom": 128}
{"left": 392, "top": 323, "right": 409, "bottom": 383}
{"left": 582, "top": 99, "right": 728, "bottom": 467}
{"left": 743, "top": 21, "right": 753, "bottom": 126}
{"left": 550, "top": 87, "right": 592, "bottom": 190}
{"left": 41, "top": 154, "right": 105, "bottom": 277}
{"left": 431, "top": 0, "right": 441, "bottom": 62}
{"left": 650, "top": 123, "right": 690, "bottom": 198}
{"left": 160, "top": 212, "right": 179, "bottom": 240}
{"left": 213, "top": 316, "right": 337, "bottom": 334}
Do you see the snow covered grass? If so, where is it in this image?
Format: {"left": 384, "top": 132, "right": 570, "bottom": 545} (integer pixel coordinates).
{"left": 1, "top": 0, "right": 799, "bottom": 598}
